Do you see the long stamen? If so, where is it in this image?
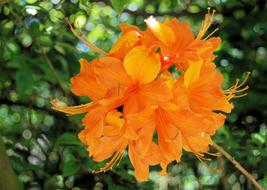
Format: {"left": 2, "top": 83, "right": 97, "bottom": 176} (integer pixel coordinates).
{"left": 204, "top": 27, "right": 219, "bottom": 40}
{"left": 197, "top": 8, "right": 216, "bottom": 40}
{"left": 116, "top": 150, "right": 124, "bottom": 166}
{"left": 225, "top": 79, "right": 240, "bottom": 92}
{"left": 66, "top": 18, "right": 107, "bottom": 56}
{"left": 51, "top": 99, "right": 92, "bottom": 115}
{"left": 225, "top": 72, "right": 250, "bottom": 101}
{"left": 205, "top": 152, "right": 220, "bottom": 157}
{"left": 225, "top": 86, "right": 249, "bottom": 94}
{"left": 93, "top": 150, "right": 124, "bottom": 173}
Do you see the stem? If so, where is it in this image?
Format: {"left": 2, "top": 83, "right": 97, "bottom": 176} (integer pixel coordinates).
{"left": 212, "top": 142, "right": 263, "bottom": 190}
{"left": 0, "top": 135, "right": 20, "bottom": 190}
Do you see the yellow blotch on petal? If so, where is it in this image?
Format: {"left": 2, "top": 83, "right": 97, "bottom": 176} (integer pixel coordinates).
{"left": 145, "top": 16, "right": 176, "bottom": 45}
{"left": 123, "top": 46, "right": 161, "bottom": 84}
{"left": 105, "top": 110, "right": 125, "bottom": 128}
{"left": 159, "top": 71, "right": 176, "bottom": 90}
{"left": 184, "top": 59, "right": 203, "bottom": 88}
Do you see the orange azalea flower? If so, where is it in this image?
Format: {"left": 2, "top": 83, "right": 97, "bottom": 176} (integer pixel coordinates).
{"left": 52, "top": 46, "right": 172, "bottom": 180}
{"left": 81, "top": 110, "right": 128, "bottom": 170}
{"left": 143, "top": 10, "right": 221, "bottom": 70}
{"left": 107, "top": 10, "right": 221, "bottom": 70}
{"left": 183, "top": 60, "right": 233, "bottom": 113}
{"left": 52, "top": 12, "right": 248, "bottom": 182}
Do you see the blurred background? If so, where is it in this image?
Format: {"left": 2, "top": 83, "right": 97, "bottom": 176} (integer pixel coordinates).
{"left": 0, "top": 0, "right": 267, "bottom": 189}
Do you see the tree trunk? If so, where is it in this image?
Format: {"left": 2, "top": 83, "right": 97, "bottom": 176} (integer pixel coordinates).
{"left": 0, "top": 135, "right": 20, "bottom": 190}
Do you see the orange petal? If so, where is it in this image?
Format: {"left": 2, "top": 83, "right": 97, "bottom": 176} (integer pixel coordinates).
{"left": 71, "top": 58, "right": 107, "bottom": 100}
{"left": 166, "top": 18, "right": 194, "bottom": 46}
{"left": 124, "top": 79, "right": 172, "bottom": 114}
{"left": 171, "top": 79, "right": 189, "bottom": 110}
{"left": 124, "top": 108, "right": 155, "bottom": 139}
{"left": 144, "top": 142, "right": 164, "bottom": 165}
{"left": 198, "top": 37, "right": 221, "bottom": 60}
{"left": 161, "top": 18, "right": 194, "bottom": 57}
{"left": 145, "top": 16, "right": 176, "bottom": 45}
{"left": 109, "top": 31, "right": 140, "bottom": 59}
{"left": 128, "top": 143, "right": 149, "bottom": 182}
{"left": 135, "top": 120, "right": 156, "bottom": 157}
{"left": 184, "top": 59, "right": 203, "bottom": 88}
{"left": 201, "top": 110, "right": 225, "bottom": 135}
{"left": 119, "top": 23, "right": 140, "bottom": 34}
{"left": 92, "top": 137, "right": 127, "bottom": 162}
{"left": 123, "top": 46, "right": 161, "bottom": 84}
{"left": 187, "top": 62, "right": 233, "bottom": 113}
{"left": 81, "top": 105, "right": 109, "bottom": 145}
{"left": 94, "top": 57, "right": 132, "bottom": 88}
{"left": 183, "top": 132, "right": 213, "bottom": 153}
{"left": 138, "top": 79, "right": 173, "bottom": 106}
{"left": 167, "top": 109, "right": 204, "bottom": 136}
{"left": 123, "top": 93, "right": 144, "bottom": 115}
{"left": 156, "top": 108, "right": 183, "bottom": 162}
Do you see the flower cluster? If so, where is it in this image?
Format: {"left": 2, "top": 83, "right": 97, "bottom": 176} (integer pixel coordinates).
{"left": 52, "top": 11, "right": 248, "bottom": 181}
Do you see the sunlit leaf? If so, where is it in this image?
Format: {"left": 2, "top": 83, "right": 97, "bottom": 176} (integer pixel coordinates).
{"left": 110, "top": 0, "right": 127, "bottom": 13}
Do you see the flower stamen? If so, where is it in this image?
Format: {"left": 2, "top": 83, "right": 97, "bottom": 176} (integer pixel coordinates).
{"left": 51, "top": 99, "right": 92, "bottom": 115}
{"left": 67, "top": 18, "right": 107, "bottom": 56}
{"left": 225, "top": 72, "right": 250, "bottom": 101}
{"left": 197, "top": 8, "right": 216, "bottom": 40}
{"left": 93, "top": 150, "right": 124, "bottom": 173}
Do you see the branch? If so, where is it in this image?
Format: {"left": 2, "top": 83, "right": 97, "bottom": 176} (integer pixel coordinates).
{"left": 123, "top": 9, "right": 205, "bottom": 18}
{"left": 212, "top": 142, "right": 264, "bottom": 190}
{"left": 91, "top": 0, "right": 205, "bottom": 17}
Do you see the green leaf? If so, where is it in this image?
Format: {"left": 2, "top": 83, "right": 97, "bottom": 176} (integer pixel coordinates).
{"left": 62, "top": 159, "right": 80, "bottom": 176}
{"left": 110, "top": 0, "right": 127, "bottom": 14}
{"left": 251, "top": 133, "right": 266, "bottom": 145}
{"left": 29, "top": 22, "right": 41, "bottom": 36}
{"left": 15, "top": 69, "right": 35, "bottom": 95}
{"left": 62, "top": 149, "right": 81, "bottom": 176}
{"left": 56, "top": 133, "right": 82, "bottom": 146}
{"left": 39, "top": 35, "right": 53, "bottom": 47}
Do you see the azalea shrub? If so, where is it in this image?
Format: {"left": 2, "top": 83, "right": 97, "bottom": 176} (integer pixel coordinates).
{"left": 0, "top": 0, "right": 267, "bottom": 190}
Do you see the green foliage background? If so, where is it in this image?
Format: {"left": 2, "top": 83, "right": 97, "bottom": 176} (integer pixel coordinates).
{"left": 0, "top": 0, "right": 267, "bottom": 189}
